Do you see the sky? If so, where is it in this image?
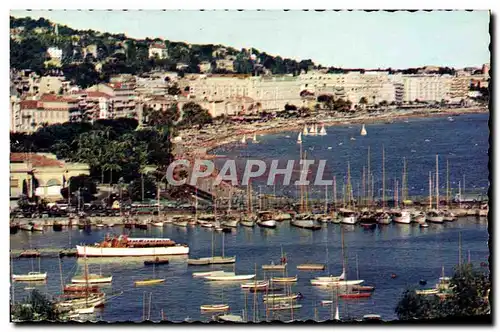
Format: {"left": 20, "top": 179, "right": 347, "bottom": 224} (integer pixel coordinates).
{"left": 11, "top": 10, "right": 490, "bottom": 69}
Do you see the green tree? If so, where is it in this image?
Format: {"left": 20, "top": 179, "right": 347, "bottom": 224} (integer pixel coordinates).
{"left": 11, "top": 290, "right": 61, "bottom": 322}
{"left": 179, "top": 102, "right": 212, "bottom": 129}
{"left": 127, "top": 173, "right": 157, "bottom": 201}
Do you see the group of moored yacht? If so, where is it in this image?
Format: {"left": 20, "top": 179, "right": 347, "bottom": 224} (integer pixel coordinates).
{"left": 333, "top": 208, "right": 458, "bottom": 228}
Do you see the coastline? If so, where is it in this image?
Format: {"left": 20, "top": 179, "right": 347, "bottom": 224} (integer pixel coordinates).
{"left": 191, "top": 106, "right": 489, "bottom": 155}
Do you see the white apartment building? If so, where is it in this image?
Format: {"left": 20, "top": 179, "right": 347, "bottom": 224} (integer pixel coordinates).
{"left": 400, "top": 75, "right": 453, "bottom": 102}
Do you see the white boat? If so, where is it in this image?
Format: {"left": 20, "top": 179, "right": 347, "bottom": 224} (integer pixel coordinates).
{"left": 263, "top": 293, "right": 301, "bottom": 302}
{"left": 309, "top": 125, "right": 316, "bottom": 136}
{"left": 239, "top": 218, "right": 255, "bottom": 227}
{"left": 257, "top": 212, "right": 277, "bottom": 228}
{"left": 392, "top": 210, "right": 411, "bottom": 224}
{"left": 193, "top": 270, "right": 226, "bottom": 278}
{"left": 443, "top": 211, "right": 457, "bottom": 222}
{"left": 216, "top": 313, "right": 244, "bottom": 322}
{"left": 200, "top": 304, "right": 229, "bottom": 312}
{"left": 376, "top": 212, "right": 391, "bottom": 225}
{"left": 360, "top": 124, "right": 367, "bottom": 136}
{"left": 58, "top": 293, "right": 106, "bottom": 308}
{"left": 420, "top": 223, "right": 429, "bottom": 228}
{"left": 201, "top": 222, "right": 214, "bottom": 228}
{"left": 241, "top": 135, "right": 246, "bottom": 144}
{"left": 339, "top": 211, "right": 357, "bottom": 225}
{"left": 252, "top": 134, "right": 259, "bottom": 143}
{"left": 412, "top": 212, "right": 426, "bottom": 224}
{"left": 204, "top": 273, "right": 255, "bottom": 281}
{"left": 274, "top": 213, "right": 292, "bottom": 221}
{"left": 12, "top": 271, "right": 47, "bottom": 282}
{"left": 240, "top": 280, "right": 269, "bottom": 289}
{"left": 262, "top": 263, "right": 287, "bottom": 271}
{"left": 310, "top": 279, "right": 364, "bottom": 287}
{"left": 76, "top": 237, "right": 189, "bottom": 257}
{"left": 151, "top": 221, "right": 164, "bottom": 227}
{"left": 426, "top": 210, "right": 444, "bottom": 223}
{"left": 221, "top": 218, "right": 239, "bottom": 228}
{"left": 71, "top": 273, "right": 113, "bottom": 284}
{"left": 69, "top": 306, "right": 95, "bottom": 315}
{"left": 303, "top": 125, "right": 309, "bottom": 136}
{"left": 319, "top": 124, "right": 327, "bottom": 136}
{"left": 290, "top": 217, "right": 321, "bottom": 230}
{"left": 20, "top": 224, "right": 33, "bottom": 231}
{"left": 297, "top": 132, "right": 302, "bottom": 144}
{"left": 416, "top": 289, "right": 439, "bottom": 295}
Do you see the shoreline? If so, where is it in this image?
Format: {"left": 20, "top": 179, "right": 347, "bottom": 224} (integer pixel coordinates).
{"left": 193, "top": 107, "right": 488, "bottom": 155}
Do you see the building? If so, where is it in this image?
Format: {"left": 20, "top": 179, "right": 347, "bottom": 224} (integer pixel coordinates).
{"left": 10, "top": 153, "right": 89, "bottom": 202}
{"left": 215, "top": 59, "right": 235, "bottom": 72}
{"left": 87, "top": 82, "right": 138, "bottom": 119}
{"left": 71, "top": 90, "right": 112, "bottom": 121}
{"left": 400, "top": 75, "right": 453, "bottom": 103}
{"left": 13, "top": 94, "right": 77, "bottom": 133}
{"left": 83, "top": 44, "right": 98, "bottom": 59}
{"left": 47, "top": 47, "right": 63, "bottom": 60}
{"left": 148, "top": 43, "right": 168, "bottom": 59}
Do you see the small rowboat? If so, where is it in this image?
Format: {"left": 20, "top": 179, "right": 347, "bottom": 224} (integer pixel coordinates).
{"left": 339, "top": 292, "right": 372, "bottom": 299}
{"left": 297, "top": 264, "right": 325, "bottom": 271}
{"left": 134, "top": 279, "right": 166, "bottom": 286}
{"left": 241, "top": 280, "right": 269, "bottom": 289}
{"left": 271, "top": 276, "right": 298, "bottom": 283}
{"left": 263, "top": 293, "right": 302, "bottom": 302}
{"left": 144, "top": 258, "right": 169, "bottom": 266}
{"left": 71, "top": 274, "right": 113, "bottom": 284}
{"left": 262, "top": 263, "right": 287, "bottom": 271}
{"left": 193, "top": 270, "right": 225, "bottom": 278}
{"left": 204, "top": 273, "right": 255, "bottom": 281}
{"left": 268, "top": 302, "right": 302, "bottom": 311}
{"left": 12, "top": 272, "right": 47, "bottom": 282}
{"left": 249, "top": 287, "right": 283, "bottom": 293}
{"left": 187, "top": 258, "right": 211, "bottom": 266}
{"left": 200, "top": 304, "right": 230, "bottom": 312}
{"left": 351, "top": 285, "right": 375, "bottom": 292}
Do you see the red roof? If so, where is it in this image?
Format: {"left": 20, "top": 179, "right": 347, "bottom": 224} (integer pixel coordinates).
{"left": 150, "top": 43, "right": 166, "bottom": 49}
{"left": 39, "top": 94, "right": 77, "bottom": 103}
{"left": 20, "top": 100, "right": 40, "bottom": 109}
{"left": 10, "top": 153, "right": 63, "bottom": 168}
{"left": 73, "top": 90, "right": 111, "bottom": 99}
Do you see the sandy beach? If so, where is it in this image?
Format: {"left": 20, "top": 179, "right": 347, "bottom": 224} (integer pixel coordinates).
{"left": 178, "top": 106, "right": 488, "bottom": 156}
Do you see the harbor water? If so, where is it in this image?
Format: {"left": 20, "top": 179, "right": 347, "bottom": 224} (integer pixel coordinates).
{"left": 10, "top": 113, "right": 490, "bottom": 322}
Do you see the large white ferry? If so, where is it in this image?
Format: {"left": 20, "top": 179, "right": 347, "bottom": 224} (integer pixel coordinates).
{"left": 76, "top": 235, "right": 189, "bottom": 257}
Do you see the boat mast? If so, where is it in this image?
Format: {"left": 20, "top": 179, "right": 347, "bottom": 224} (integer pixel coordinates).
{"left": 435, "top": 154, "right": 439, "bottom": 210}
{"left": 58, "top": 256, "right": 64, "bottom": 294}
{"left": 324, "top": 184, "right": 328, "bottom": 214}
{"left": 356, "top": 254, "right": 359, "bottom": 281}
{"left": 402, "top": 157, "right": 407, "bottom": 202}
{"left": 222, "top": 232, "right": 225, "bottom": 257}
{"left": 382, "top": 145, "right": 385, "bottom": 209}
{"left": 346, "top": 162, "right": 351, "bottom": 209}
{"left": 362, "top": 166, "right": 366, "bottom": 207}
{"left": 458, "top": 231, "right": 462, "bottom": 268}
{"left": 333, "top": 176, "right": 337, "bottom": 208}
{"left": 84, "top": 247, "right": 89, "bottom": 307}
{"left": 446, "top": 159, "right": 450, "bottom": 206}
{"left": 253, "top": 263, "right": 257, "bottom": 322}
{"left": 367, "top": 146, "right": 371, "bottom": 206}
{"left": 429, "top": 171, "right": 432, "bottom": 210}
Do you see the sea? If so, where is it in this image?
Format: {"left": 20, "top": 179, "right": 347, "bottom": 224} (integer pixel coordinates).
{"left": 10, "top": 113, "right": 490, "bottom": 322}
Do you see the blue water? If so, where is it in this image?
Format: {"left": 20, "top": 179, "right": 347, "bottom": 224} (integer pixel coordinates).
{"left": 212, "top": 113, "right": 490, "bottom": 200}
{"left": 10, "top": 113, "right": 490, "bottom": 322}
{"left": 10, "top": 219, "right": 489, "bottom": 322}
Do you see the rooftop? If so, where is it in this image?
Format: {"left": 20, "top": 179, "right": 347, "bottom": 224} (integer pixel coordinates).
{"left": 10, "top": 153, "right": 64, "bottom": 168}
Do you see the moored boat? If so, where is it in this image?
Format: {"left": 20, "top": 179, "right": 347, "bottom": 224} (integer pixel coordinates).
{"left": 426, "top": 210, "right": 444, "bottom": 223}
{"left": 263, "top": 293, "right": 302, "bottom": 302}
{"left": 32, "top": 224, "right": 44, "bottom": 232}
{"left": 20, "top": 223, "right": 33, "bottom": 231}
{"left": 291, "top": 216, "right": 321, "bottom": 230}
{"left": 71, "top": 274, "right": 113, "bottom": 284}
{"left": 240, "top": 280, "right": 269, "bottom": 290}
{"left": 262, "top": 262, "right": 287, "bottom": 271}
{"left": 339, "top": 292, "right": 372, "bottom": 299}
{"left": 392, "top": 210, "right": 411, "bottom": 224}
{"left": 297, "top": 263, "right": 325, "bottom": 271}
{"left": 339, "top": 210, "right": 357, "bottom": 225}
{"left": 310, "top": 279, "right": 363, "bottom": 287}
{"left": 268, "top": 302, "right": 302, "bottom": 311}
{"left": 63, "top": 284, "right": 100, "bottom": 293}
{"left": 351, "top": 285, "right": 375, "bottom": 292}
{"left": 204, "top": 272, "right": 255, "bottom": 281}
{"left": 144, "top": 257, "right": 169, "bottom": 266}
{"left": 193, "top": 270, "right": 226, "bottom": 277}
{"left": 200, "top": 304, "right": 230, "bottom": 312}
{"left": 151, "top": 221, "right": 164, "bottom": 227}
{"left": 415, "top": 288, "right": 439, "bottom": 295}
{"left": 76, "top": 235, "right": 189, "bottom": 257}
{"left": 134, "top": 279, "right": 165, "bottom": 286}
{"left": 271, "top": 276, "right": 298, "bottom": 283}
{"left": 57, "top": 293, "right": 106, "bottom": 308}
{"left": 12, "top": 271, "right": 47, "bottom": 282}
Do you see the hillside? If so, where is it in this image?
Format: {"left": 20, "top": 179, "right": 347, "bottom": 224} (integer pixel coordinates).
{"left": 10, "top": 15, "right": 318, "bottom": 87}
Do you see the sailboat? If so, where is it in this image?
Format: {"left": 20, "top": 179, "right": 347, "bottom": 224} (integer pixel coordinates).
{"left": 360, "top": 124, "right": 367, "bottom": 136}
{"left": 241, "top": 135, "right": 247, "bottom": 144}
{"left": 187, "top": 231, "right": 236, "bottom": 265}
{"left": 338, "top": 254, "right": 373, "bottom": 299}
{"left": 12, "top": 256, "right": 47, "bottom": 282}
{"left": 135, "top": 253, "right": 166, "bottom": 286}
{"left": 252, "top": 134, "right": 259, "bottom": 143}
{"left": 319, "top": 124, "right": 327, "bottom": 136}
{"left": 262, "top": 246, "right": 287, "bottom": 270}
{"left": 297, "top": 132, "right": 302, "bottom": 144}
{"left": 71, "top": 249, "right": 113, "bottom": 284}
{"left": 303, "top": 125, "right": 309, "bottom": 136}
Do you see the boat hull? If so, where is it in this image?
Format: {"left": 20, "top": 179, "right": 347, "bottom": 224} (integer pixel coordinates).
{"left": 134, "top": 279, "right": 165, "bottom": 286}
{"left": 297, "top": 264, "right": 325, "bottom": 271}
{"left": 12, "top": 273, "right": 47, "bottom": 282}
{"left": 76, "top": 245, "right": 189, "bottom": 257}
{"left": 291, "top": 219, "right": 321, "bottom": 230}
{"left": 257, "top": 219, "right": 277, "bottom": 228}
{"left": 204, "top": 274, "right": 255, "bottom": 281}
{"left": 71, "top": 275, "right": 113, "bottom": 284}
{"left": 341, "top": 216, "right": 357, "bottom": 225}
